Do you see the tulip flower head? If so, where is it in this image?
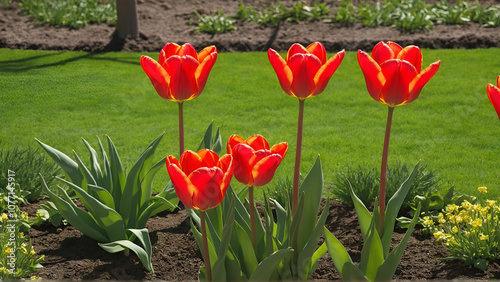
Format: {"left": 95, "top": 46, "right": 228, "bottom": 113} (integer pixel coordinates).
{"left": 227, "top": 135, "right": 288, "bottom": 188}
{"left": 487, "top": 76, "right": 500, "bottom": 120}
{"left": 166, "top": 149, "right": 233, "bottom": 211}
{"left": 358, "top": 41, "right": 441, "bottom": 107}
{"left": 141, "top": 43, "right": 217, "bottom": 102}
{"left": 268, "top": 42, "right": 345, "bottom": 99}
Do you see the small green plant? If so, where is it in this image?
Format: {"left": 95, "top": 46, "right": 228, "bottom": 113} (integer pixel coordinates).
{"left": 0, "top": 146, "right": 63, "bottom": 204}
{"left": 193, "top": 9, "right": 236, "bottom": 34}
{"left": 429, "top": 187, "right": 500, "bottom": 271}
{"left": 0, "top": 212, "right": 44, "bottom": 279}
{"left": 430, "top": 0, "right": 471, "bottom": 25}
{"left": 36, "top": 134, "right": 179, "bottom": 272}
{"left": 397, "top": 186, "right": 476, "bottom": 232}
{"left": 18, "top": 0, "right": 116, "bottom": 29}
{"left": 266, "top": 175, "right": 294, "bottom": 208}
{"left": 332, "top": 162, "right": 441, "bottom": 209}
{"left": 329, "top": 0, "right": 358, "bottom": 25}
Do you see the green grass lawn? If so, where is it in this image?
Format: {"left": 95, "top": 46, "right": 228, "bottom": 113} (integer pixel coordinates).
{"left": 1, "top": 48, "right": 499, "bottom": 201}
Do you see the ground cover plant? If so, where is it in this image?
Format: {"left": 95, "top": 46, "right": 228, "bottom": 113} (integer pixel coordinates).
{"left": 2, "top": 0, "right": 116, "bottom": 29}
{"left": 191, "top": 0, "right": 500, "bottom": 34}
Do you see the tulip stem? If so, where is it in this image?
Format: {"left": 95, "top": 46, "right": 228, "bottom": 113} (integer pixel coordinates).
{"left": 292, "top": 99, "right": 305, "bottom": 215}
{"left": 178, "top": 102, "right": 184, "bottom": 156}
{"left": 379, "top": 106, "right": 394, "bottom": 233}
{"left": 249, "top": 186, "right": 257, "bottom": 251}
{"left": 201, "top": 211, "right": 212, "bottom": 281}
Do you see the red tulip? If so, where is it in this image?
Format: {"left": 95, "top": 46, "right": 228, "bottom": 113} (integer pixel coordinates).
{"left": 358, "top": 41, "right": 441, "bottom": 107}
{"left": 268, "top": 42, "right": 345, "bottom": 99}
{"left": 227, "top": 135, "right": 288, "bottom": 187}
{"left": 166, "top": 149, "right": 233, "bottom": 211}
{"left": 141, "top": 43, "right": 217, "bottom": 102}
{"left": 487, "top": 76, "right": 500, "bottom": 120}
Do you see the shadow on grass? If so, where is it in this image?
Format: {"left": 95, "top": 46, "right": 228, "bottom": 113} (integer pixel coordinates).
{"left": 0, "top": 50, "right": 140, "bottom": 73}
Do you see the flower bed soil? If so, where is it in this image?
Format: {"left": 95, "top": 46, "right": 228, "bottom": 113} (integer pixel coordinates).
{"left": 22, "top": 199, "right": 500, "bottom": 280}
{"left": 1, "top": 0, "right": 500, "bottom": 52}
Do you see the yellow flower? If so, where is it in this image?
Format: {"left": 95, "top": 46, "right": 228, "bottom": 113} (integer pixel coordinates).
{"left": 446, "top": 204, "right": 458, "bottom": 213}
{"left": 481, "top": 207, "right": 489, "bottom": 215}
{"left": 461, "top": 200, "right": 472, "bottom": 209}
{"left": 20, "top": 232, "right": 24, "bottom": 237}
{"left": 480, "top": 234, "right": 489, "bottom": 241}
{"left": 456, "top": 216, "right": 463, "bottom": 223}
{"left": 478, "top": 186, "right": 487, "bottom": 193}
{"left": 30, "top": 276, "right": 42, "bottom": 281}
{"left": 487, "top": 200, "right": 496, "bottom": 207}
{"left": 1, "top": 267, "right": 9, "bottom": 274}
{"left": 22, "top": 212, "right": 29, "bottom": 221}
{"left": 464, "top": 231, "right": 470, "bottom": 238}
{"left": 452, "top": 226, "right": 459, "bottom": 233}
{"left": 4, "top": 248, "right": 11, "bottom": 255}
{"left": 1, "top": 213, "right": 7, "bottom": 221}
{"left": 471, "top": 218, "right": 482, "bottom": 228}
{"left": 422, "top": 216, "right": 434, "bottom": 227}
{"left": 30, "top": 249, "right": 36, "bottom": 256}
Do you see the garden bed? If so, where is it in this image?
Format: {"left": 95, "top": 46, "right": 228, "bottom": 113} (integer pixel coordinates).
{"left": 1, "top": 0, "right": 500, "bottom": 52}
{"left": 22, "top": 198, "right": 500, "bottom": 280}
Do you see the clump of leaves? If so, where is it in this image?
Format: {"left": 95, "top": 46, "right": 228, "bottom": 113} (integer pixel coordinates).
{"left": 193, "top": 9, "right": 236, "bottom": 34}
{"left": 18, "top": 0, "right": 116, "bottom": 29}
{"left": 332, "top": 161, "right": 441, "bottom": 209}
{"left": 266, "top": 175, "right": 294, "bottom": 208}
{"left": 0, "top": 146, "right": 63, "bottom": 205}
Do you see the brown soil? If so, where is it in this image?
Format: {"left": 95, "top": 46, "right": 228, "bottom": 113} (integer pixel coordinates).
{"left": 1, "top": 0, "right": 500, "bottom": 52}
{"left": 22, "top": 198, "right": 500, "bottom": 280}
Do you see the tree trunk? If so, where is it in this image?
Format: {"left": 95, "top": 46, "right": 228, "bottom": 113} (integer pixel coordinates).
{"left": 115, "top": 0, "right": 139, "bottom": 39}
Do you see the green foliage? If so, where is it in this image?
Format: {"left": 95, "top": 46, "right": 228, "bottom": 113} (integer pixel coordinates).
{"left": 0, "top": 146, "right": 63, "bottom": 204}
{"left": 193, "top": 9, "right": 237, "bottom": 34}
{"left": 329, "top": 0, "right": 357, "bottom": 25}
{"left": 266, "top": 175, "right": 293, "bottom": 209}
{"left": 188, "top": 125, "right": 327, "bottom": 280}
{"left": 0, "top": 212, "right": 44, "bottom": 279}
{"left": 430, "top": 188, "right": 500, "bottom": 271}
{"left": 325, "top": 164, "right": 422, "bottom": 281}
{"left": 396, "top": 186, "right": 476, "bottom": 232}
{"left": 36, "top": 134, "right": 179, "bottom": 271}
{"left": 332, "top": 162, "right": 441, "bottom": 209}
{"left": 18, "top": 0, "right": 116, "bottom": 29}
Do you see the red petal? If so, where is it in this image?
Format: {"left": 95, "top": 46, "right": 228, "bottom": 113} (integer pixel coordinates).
{"left": 166, "top": 155, "right": 179, "bottom": 167}
{"left": 179, "top": 150, "right": 204, "bottom": 177}
{"left": 488, "top": 82, "right": 500, "bottom": 120}
{"left": 167, "top": 164, "right": 195, "bottom": 209}
{"left": 357, "top": 50, "right": 385, "bottom": 103}
{"left": 379, "top": 60, "right": 418, "bottom": 107}
{"left": 497, "top": 75, "right": 500, "bottom": 88}
{"left": 140, "top": 55, "right": 173, "bottom": 101}
{"left": 306, "top": 42, "right": 327, "bottom": 64}
{"left": 268, "top": 49, "right": 293, "bottom": 96}
{"left": 407, "top": 60, "right": 441, "bottom": 105}
{"left": 197, "top": 149, "right": 219, "bottom": 168}
{"left": 386, "top": 41, "right": 403, "bottom": 55}
{"left": 288, "top": 53, "right": 322, "bottom": 99}
{"left": 190, "top": 167, "right": 224, "bottom": 211}
{"left": 232, "top": 143, "right": 257, "bottom": 187}
{"left": 397, "top": 46, "right": 422, "bottom": 72}
{"left": 218, "top": 154, "right": 234, "bottom": 195}
{"left": 252, "top": 155, "right": 282, "bottom": 187}
{"left": 164, "top": 55, "right": 199, "bottom": 101}
{"left": 159, "top": 43, "right": 181, "bottom": 66}
{"left": 313, "top": 49, "right": 345, "bottom": 97}
{"left": 372, "top": 42, "right": 399, "bottom": 65}
{"left": 227, "top": 135, "right": 245, "bottom": 155}
{"left": 194, "top": 51, "right": 217, "bottom": 99}
{"left": 197, "top": 45, "right": 217, "bottom": 63}
{"left": 270, "top": 142, "right": 288, "bottom": 159}
{"left": 245, "top": 135, "right": 270, "bottom": 151}
{"left": 177, "top": 43, "right": 198, "bottom": 59}
{"left": 286, "top": 43, "right": 308, "bottom": 61}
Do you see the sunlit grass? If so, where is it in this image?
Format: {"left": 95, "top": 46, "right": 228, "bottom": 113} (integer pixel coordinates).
{"left": 0, "top": 48, "right": 499, "bottom": 201}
